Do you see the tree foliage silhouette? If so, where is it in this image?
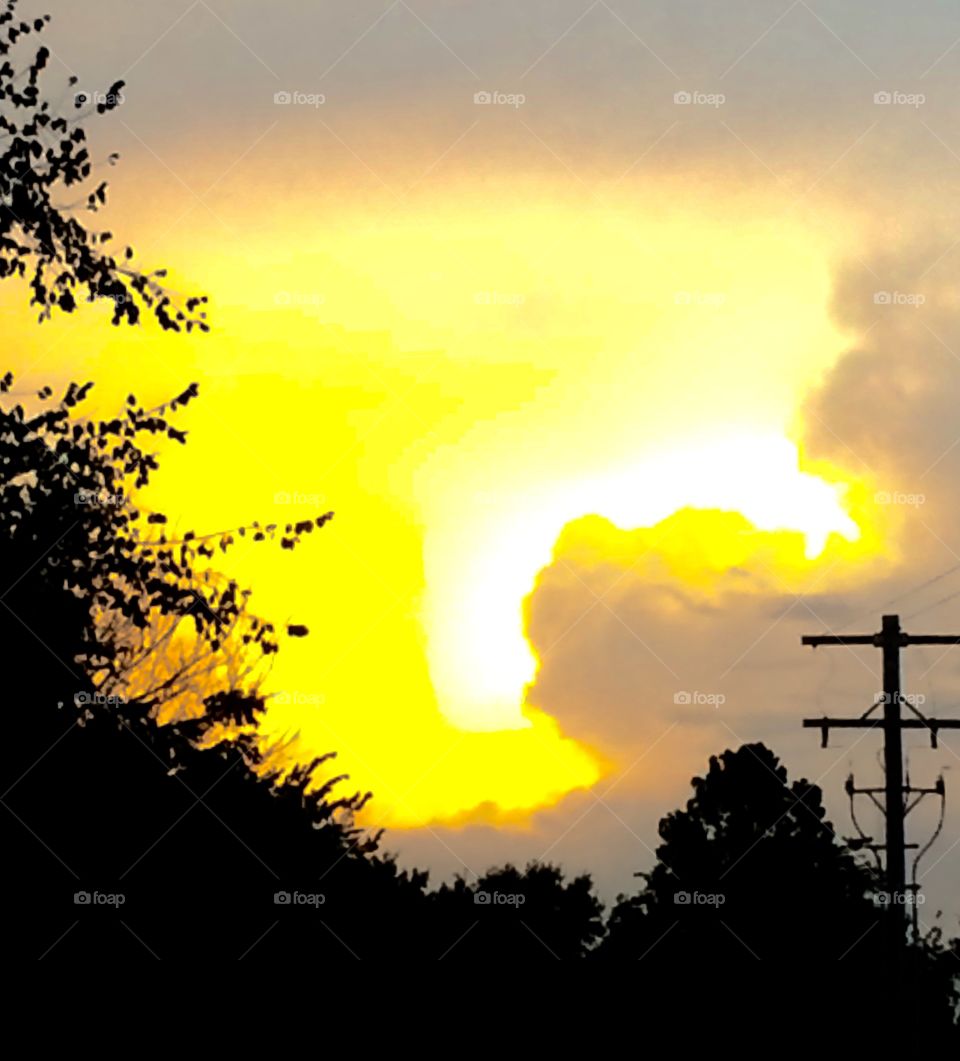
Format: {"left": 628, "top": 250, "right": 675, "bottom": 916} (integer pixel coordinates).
{"left": 599, "top": 743, "right": 959, "bottom": 1024}
{"left": 431, "top": 862, "right": 604, "bottom": 960}
{"left": 0, "top": 373, "right": 331, "bottom": 716}
{"left": 0, "top": 375, "right": 443, "bottom": 959}
{"left": 0, "top": 0, "right": 206, "bottom": 329}
{"left": 0, "top": 0, "right": 613, "bottom": 963}
{"left": 0, "top": 3, "right": 440, "bottom": 957}
{"left": 601, "top": 743, "right": 883, "bottom": 957}
{"left": 0, "top": 370, "right": 606, "bottom": 959}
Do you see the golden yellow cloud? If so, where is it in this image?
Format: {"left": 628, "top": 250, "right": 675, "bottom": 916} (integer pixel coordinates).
{"left": 4, "top": 169, "right": 885, "bottom": 828}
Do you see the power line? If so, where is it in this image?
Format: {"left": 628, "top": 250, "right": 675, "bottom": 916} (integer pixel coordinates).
{"left": 903, "top": 586, "right": 960, "bottom": 622}
{"left": 837, "top": 562, "right": 960, "bottom": 631}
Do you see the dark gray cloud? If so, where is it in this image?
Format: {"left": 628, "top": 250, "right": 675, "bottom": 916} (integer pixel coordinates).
{"left": 38, "top": 0, "right": 960, "bottom": 196}
{"left": 485, "top": 239, "right": 960, "bottom": 913}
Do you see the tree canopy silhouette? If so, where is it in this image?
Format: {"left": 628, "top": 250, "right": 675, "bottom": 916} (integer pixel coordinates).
{"left": 0, "top": 370, "right": 608, "bottom": 959}
{"left": 0, "top": 374, "right": 444, "bottom": 959}
{"left": 0, "top": 4, "right": 439, "bottom": 957}
{"left": 430, "top": 862, "right": 605, "bottom": 960}
{"left": 0, "top": 0, "right": 206, "bottom": 329}
{"left": 603, "top": 744, "right": 919, "bottom": 957}
{"left": 599, "top": 743, "right": 959, "bottom": 1024}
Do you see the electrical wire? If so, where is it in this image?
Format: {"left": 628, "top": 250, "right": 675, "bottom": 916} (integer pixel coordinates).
{"left": 903, "top": 585, "right": 960, "bottom": 622}
{"left": 834, "top": 562, "right": 960, "bottom": 631}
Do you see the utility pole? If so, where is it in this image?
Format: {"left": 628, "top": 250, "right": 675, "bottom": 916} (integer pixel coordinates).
{"left": 802, "top": 614, "right": 960, "bottom": 956}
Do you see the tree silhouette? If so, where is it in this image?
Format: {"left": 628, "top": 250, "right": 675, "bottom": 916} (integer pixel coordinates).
{"left": 0, "top": 1, "right": 206, "bottom": 329}
{"left": 0, "top": 372, "right": 330, "bottom": 737}
{"left": 430, "top": 862, "right": 604, "bottom": 960}
{"left": 0, "top": 2, "right": 444, "bottom": 959}
{"left": 601, "top": 744, "right": 883, "bottom": 960}
{"left": 0, "top": 4, "right": 438, "bottom": 956}
{"left": 0, "top": 376, "right": 437, "bottom": 959}
{"left": 599, "top": 743, "right": 959, "bottom": 1025}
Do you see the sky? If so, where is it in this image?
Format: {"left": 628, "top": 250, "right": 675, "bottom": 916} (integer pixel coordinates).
{"left": 12, "top": 0, "right": 960, "bottom": 921}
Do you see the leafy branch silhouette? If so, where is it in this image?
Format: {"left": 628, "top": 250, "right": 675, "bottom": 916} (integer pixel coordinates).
{"left": 0, "top": 1, "right": 207, "bottom": 329}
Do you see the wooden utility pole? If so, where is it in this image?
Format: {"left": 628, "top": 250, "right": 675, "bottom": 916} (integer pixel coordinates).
{"left": 802, "top": 614, "right": 960, "bottom": 955}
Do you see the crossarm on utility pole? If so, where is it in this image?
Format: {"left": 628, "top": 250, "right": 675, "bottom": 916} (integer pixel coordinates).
{"left": 802, "top": 716, "right": 960, "bottom": 748}
{"left": 801, "top": 635, "right": 875, "bottom": 646}
{"left": 802, "top": 718, "right": 960, "bottom": 729}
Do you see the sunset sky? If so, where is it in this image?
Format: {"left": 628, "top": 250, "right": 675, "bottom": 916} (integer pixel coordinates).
{"left": 14, "top": 1, "right": 960, "bottom": 914}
